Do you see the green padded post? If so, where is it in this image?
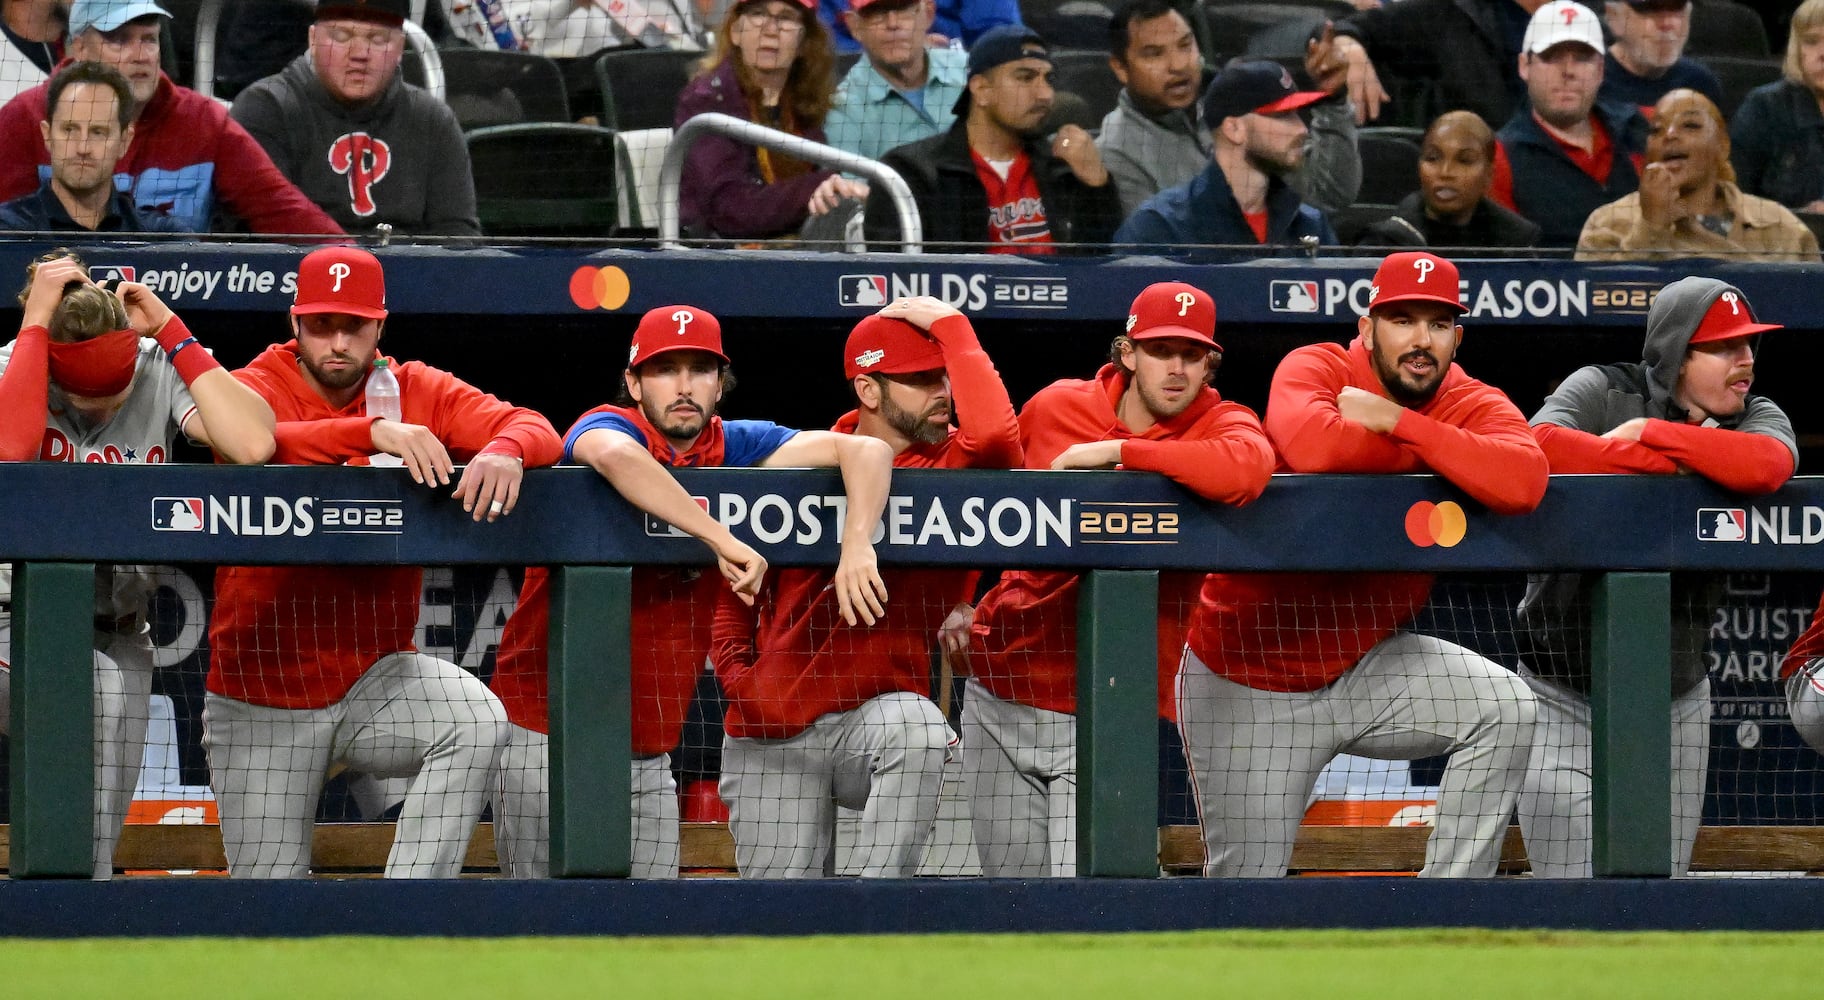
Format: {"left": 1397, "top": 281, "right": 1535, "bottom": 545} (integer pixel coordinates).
{"left": 548, "top": 565, "right": 632, "bottom": 877}
{"left": 9, "top": 561, "right": 97, "bottom": 878}
{"left": 1076, "top": 569, "right": 1160, "bottom": 877}
{"left": 1591, "top": 571, "right": 1673, "bottom": 877}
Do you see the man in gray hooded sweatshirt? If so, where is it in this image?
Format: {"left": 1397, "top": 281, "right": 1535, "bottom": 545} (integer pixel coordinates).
{"left": 1517, "top": 275, "right": 1796, "bottom": 877}
{"left": 231, "top": 0, "right": 479, "bottom": 236}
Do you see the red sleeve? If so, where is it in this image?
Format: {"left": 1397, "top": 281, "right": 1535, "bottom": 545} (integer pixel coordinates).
{"left": 1489, "top": 140, "right": 1515, "bottom": 211}
{"left": 929, "top": 314, "right": 1022, "bottom": 469}
{"left": 1638, "top": 420, "right": 1796, "bottom": 495}
{"left": 1385, "top": 384, "right": 1549, "bottom": 514}
{"left": 0, "top": 327, "right": 50, "bottom": 461}
{"left": 0, "top": 88, "right": 47, "bottom": 202}
{"left": 1532, "top": 422, "right": 1678, "bottom": 474}
{"left": 418, "top": 366, "right": 564, "bottom": 467}
{"left": 1783, "top": 590, "right": 1824, "bottom": 678}
{"left": 270, "top": 418, "right": 378, "bottom": 465}
{"left": 205, "top": 103, "right": 343, "bottom": 236}
{"left": 1264, "top": 345, "right": 1408, "bottom": 472}
{"left": 1122, "top": 402, "right": 1276, "bottom": 506}
{"left": 709, "top": 583, "right": 758, "bottom": 681}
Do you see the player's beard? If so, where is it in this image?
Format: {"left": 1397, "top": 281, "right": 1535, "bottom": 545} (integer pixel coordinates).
{"left": 1371, "top": 342, "right": 1447, "bottom": 406}
{"left": 645, "top": 397, "right": 709, "bottom": 444}
{"left": 300, "top": 349, "right": 368, "bottom": 392}
{"left": 881, "top": 392, "right": 949, "bottom": 446}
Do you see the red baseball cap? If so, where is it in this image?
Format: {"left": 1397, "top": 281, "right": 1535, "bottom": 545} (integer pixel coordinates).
{"left": 1688, "top": 287, "right": 1781, "bottom": 344}
{"left": 1367, "top": 251, "right": 1464, "bottom": 314}
{"left": 628, "top": 304, "right": 728, "bottom": 369}
{"left": 844, "top": 314, "right": 946, "bottom": 379}
{"left": 291, "top": 246, "right": 387, "bottom": 319}
{"left": 1126, "top": 282, "right": 1220, "bottom": 352}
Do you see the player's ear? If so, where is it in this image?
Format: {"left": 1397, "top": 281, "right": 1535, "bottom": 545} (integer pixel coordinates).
{"left": 853, "top": 373, "right": 880, "bottom": 409}
{"left": 624, "top": 367, "right": 642, "bottom": 404}
{"left": 1356, "top": 314, "right": 1373, "bottom": 343}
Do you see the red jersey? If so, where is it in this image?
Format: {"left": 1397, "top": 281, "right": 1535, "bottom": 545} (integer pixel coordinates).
{"left": 490, "top": 405, "right": 796, "bottom": 754}
{"left": 1784, "top": 592, "right": 1824, "bottom": 681}
{"left": 1190, "top": 336, "right": 1547, "bottom": 693}
{"left": 207, "top": 342, "right": 563, "bottom": 709}
{"left": 1533, "top": 420, "right": 1794, "bottom": 495}
{"left": 712, "top": 314, "right": 1022, "bottom": 739}
{"left": 971, "top": 149, "right": 1056, "bottom": 255}
{"left": 970, "top": 363, "right": 1275, "bottom": 716}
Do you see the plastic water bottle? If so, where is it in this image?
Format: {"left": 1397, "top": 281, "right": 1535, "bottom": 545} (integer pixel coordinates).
{"left": 366, "top": 357, "right": 403, "bottom": 467}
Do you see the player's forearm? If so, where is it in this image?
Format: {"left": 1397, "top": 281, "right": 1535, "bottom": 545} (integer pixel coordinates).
{"left": 270, "top": 416, "right": 378, "bottom": 464}
{"left": 1639, "top": 420, "right": 1796, "bottom": 494}
{"left": 185, "top": 368, "right": 277, "bottom": 465}
{"left": 835, "top": 434, "right": 894, "bottom": 547}
{"left": 0, "top": 326, "right": 50, "bottom": 461}
{"left": 1122, "top": 430, "right": 1276, "bottom": 506}
{"left": 1532, "top": 423, "right": 1677, "bottom": 475}
{"left": 930, "top": 314, "right": 1023, "bottom": 468}
{"left": 589, "top": 435, "right": 736, "bottom": 549}
{"left": 1388, "top": 410, "right": 1549, "bottom": 514}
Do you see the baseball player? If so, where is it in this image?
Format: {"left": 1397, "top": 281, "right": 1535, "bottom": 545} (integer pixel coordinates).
{"left": 488, "top": 303, "right": 893, "bottom": 878}
{"left": 712, "top": 296, "right": 1022, "bottom": 878}
{"left": 1519, "top": 277, "right": 1795, "bottom": 876}
{"left": 958, "top": 282, "right": 1275, "bottom": 876}
{"left": 1180, "top": 250, "right": 1547, "bottom": 878}
{"left": 0, "top": 251, "right": 276, "bottom": 878}
{"left": 1782, "top": 597, "right": 1824, "bottom": 760}
{"left": 205, "top": 246, "right": 563, "bottom": 879}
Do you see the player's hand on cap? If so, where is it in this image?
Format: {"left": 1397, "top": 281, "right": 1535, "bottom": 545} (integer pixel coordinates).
{"left": 113, "top": 281, "right": 174, "bottom": 337}
{"left": 454, "top": 452, "right": 524, "bottom": 522}
{"left": 1337, "top": 386, "right": 1403, "bottom": 433}
{"left": 1051, "top": 124, "right": 1109, "bottom": 187}
{"left": 808, "top": 175, "right": 870, "bottom": 217}
{"left": 937, "top": 602, "right": 976, "bottom": 658}
{"left": 370, "top": 419, "right": 456, "bottom": 487}
{"left": 834, "top": 539, "right": 888, "bottom": 627}
{"left": 1051, "top": 440, "right": 1124, "bottom": 470}
{"left": 22, "top": 256, "right": 89, "bottom": 329}
{"left": 714, "top": 536, "right": 768, "bottom": 604}
{"left": 876, "top": 295, "right": 960, "bottom": 331}
{"left": 1330, "top": 34, "right": 1386, "bottom": 124}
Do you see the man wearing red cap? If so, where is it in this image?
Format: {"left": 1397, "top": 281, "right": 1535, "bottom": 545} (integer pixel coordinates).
{"left": 956, "top": 281, "right": 1275, "bottom": 876}
{"left": 1180, "top": 250, "right": 1547, "bottom": 878}
{"left": 0, "top": 251, "right": 275, "bottom": 878}
{"left": 712, "top": 295, "right": 1021, "bottom": 878}
{"left": 1519, "top": 276, "right": 1795, "bottom": 877}
{"left": 487, "top": 304, "right": 893, "bottom": 879}
{"left": 204, "top": 246, "right": 563, "bottom": 879}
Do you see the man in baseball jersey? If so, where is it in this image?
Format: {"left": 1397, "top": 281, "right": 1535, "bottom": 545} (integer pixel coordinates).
{"left": 1181, "top": 250, "right": 1547, "bottom": 878}
{"left": 205, "top": 246, "right": 563, "bottom": 878}
{"left": 488, "top": 303, "right": 893, "bottom": 879}
{"left": 712, "top": 295, "right": 1022, "bottom": 878}
{"left": 0, "top": 252, "right": 276, "bottom": 878}
{"left": 1519, "top": 277, "right": 1795, "bottom": 876}
{"left": 959, "top": 281, "right": 1276, "bottom": 876}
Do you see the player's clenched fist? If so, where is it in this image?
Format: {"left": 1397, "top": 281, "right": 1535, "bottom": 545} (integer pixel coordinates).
{"left": 714, "top": 535, "right": 768, "bottom": 604}
{"left": 113, "top": 280, "right": 175, "bottom": 336}
{"left": 937, "top": 603, "right": 976, "bottom": 658}
{"left": 1337, "top": 385, "right": 1403, "bottom": 433}
{"left": 833, "top": 538, "right": 888, "bottom": 627}
{"left": 454, "top": 452, "right": 524, "bottom": 522}
{"left": 370, "top": 418, "right": 455, "bottom": 486}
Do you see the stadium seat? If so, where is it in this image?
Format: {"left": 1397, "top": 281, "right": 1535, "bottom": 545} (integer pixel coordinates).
{"left": 1199, "top": 0, "right": 1347, "bottom": 61}
{"left": 1702, "top": 54, "right": 1783, "bottom": 119}
{"left": 1021, "top": 0, "right": 1118, "bottom": 50}
{"left": 595, "top": 48, "right": 701, "bottom": 132}
{"left": 436, "top": 48, "right": 571, "bottom": 130}
{"left": 1686, "top": 0, "right": 1770, "bottom": 58}
{"left": 1356, "top": 127, "right": 1422, "bottom": 206}
{"left": 465, "top": 123, "right": 619, "bottom": 237}
{"left": 1331, "top": 202, "right": 1399, "bottom": 245}
{"left": 1051, "top": 49, "right": 1123, "bottom": 127}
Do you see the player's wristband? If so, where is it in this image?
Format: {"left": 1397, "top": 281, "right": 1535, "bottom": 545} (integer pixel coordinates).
{"left": 154, "top": 317, "right": 222, "bottom": 386}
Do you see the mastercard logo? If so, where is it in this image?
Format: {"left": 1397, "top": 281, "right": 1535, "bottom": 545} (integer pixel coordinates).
{"left": 1405, "top": 500, "right": 1466, "bottom": 548}
{"left": 570, "top": 265, "right": 631, "bottom": 310}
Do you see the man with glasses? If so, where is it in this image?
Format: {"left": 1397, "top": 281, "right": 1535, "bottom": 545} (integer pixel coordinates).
{"left": 0, "top": 0, "right": 341, "bottom": 234}
{"left": 825, "top": 0, "right": 968, "bottom": 162}
{"left": 232, "top": 0, "right": 480, "bottom": 236}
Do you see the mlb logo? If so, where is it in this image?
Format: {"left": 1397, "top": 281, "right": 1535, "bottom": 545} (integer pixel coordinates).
{"left": 839, "top": 274, "right": 889, "bottom": 308}
{"left": 1696, "top": 507, "right": 1747, "bottom": 542}
{"left": 152, "top": 497, "right": 205, "bottom": 532}
{"left": 89, "top": 265, "right": 137, "bottom": 283}
{"left": 645, "top": 496, "right": 710, "bottom": 538}
{"left": 1269, "top": 280, "right": 1319, "bottom": 313}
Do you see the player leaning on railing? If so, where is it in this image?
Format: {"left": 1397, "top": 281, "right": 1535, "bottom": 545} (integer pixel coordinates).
{"left": 0, "top": 250, "right": 276, "bottom": 879}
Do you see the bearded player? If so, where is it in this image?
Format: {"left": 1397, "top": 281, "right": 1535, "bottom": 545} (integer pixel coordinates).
{"left": 488, "top": 304, "right": 893, "bottom": 878}
{"left": 205, "top": 246, "right": 562, "bottom": 878}
{"left": 712, "top": 296, "right": 1022, "bottom": 878}
{"left": 0, "top": 252, "right": 275, "bottom": 878}
{"left": 958, "top": 282, "right": 1275, "bottom": 876}
{"left": 1180, "top": 250, "right": 1546, "bottom": 878}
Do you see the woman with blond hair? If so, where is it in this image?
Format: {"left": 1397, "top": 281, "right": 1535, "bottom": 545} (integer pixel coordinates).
{"left": 675, "top": 0, "right": 867, "bottom": 240}
{"left": 1731, "top": 0, "right": 1824, "bottom": 213}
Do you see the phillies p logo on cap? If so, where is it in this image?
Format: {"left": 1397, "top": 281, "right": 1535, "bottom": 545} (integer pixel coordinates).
{"left": 628, "top": 304, "right": 728, "bottom": 369}
{"left": 1125, "top": 281, "right": 1221, "bottom": 352}
{"left": 291, "top": 246, "right": 388, "bottom": 319}
{"left": 1366, "top": 251, "right": 1464, "bottom": 313}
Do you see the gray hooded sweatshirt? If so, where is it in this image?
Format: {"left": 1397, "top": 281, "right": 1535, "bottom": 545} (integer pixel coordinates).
{"left": 1517, "top": 277, "right": 1797, "bottom": 696}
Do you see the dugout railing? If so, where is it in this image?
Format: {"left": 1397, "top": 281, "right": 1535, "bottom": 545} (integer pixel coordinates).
{"left": 6, "top": 463, "right": 1821, "bottom": 880}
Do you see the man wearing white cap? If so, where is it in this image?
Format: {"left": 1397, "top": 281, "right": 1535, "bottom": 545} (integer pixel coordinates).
{"left": 0, "top": 0, "right": 342, "bottom": 234}
{"left": 1489, "top": 0, "right": 1648, "bottom": 246}
{"left": 204, "top": 247, "right": 562, "bottom": 878}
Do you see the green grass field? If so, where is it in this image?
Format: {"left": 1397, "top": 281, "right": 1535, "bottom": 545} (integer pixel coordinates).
{"left": 5, "top": 931, "right": 1822, "bottom": 999}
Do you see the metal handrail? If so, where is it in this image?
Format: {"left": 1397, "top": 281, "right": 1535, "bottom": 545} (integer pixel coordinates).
{"left": 659, "top": 112, "right": 923, "bottom": 252}
{"left": 402, "top": 20, "right": 444, "bottom": 101}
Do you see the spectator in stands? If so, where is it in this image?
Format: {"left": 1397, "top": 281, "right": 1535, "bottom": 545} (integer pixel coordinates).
{"left": 0, "top": 0, "right": 342, "bottom": 234}
{"left": 1359, "top": 110, "right": 1541, "bottom": 248}
{"left": 0, "top": 60, "right": 181, "bottom": 231}
{"left": 1599, "top": 0, "right": 1721, "bottom": 114}
{"left": 230, "top": 0, "right": 480, "bottom": 236}
{"left": 864, "top": 24, "right": 1120, "bottom": 252}
{"left": 1098, "top": 1, "right": 1362, "bottom": 218}
{"left": 1578, "top": 89, "right": 1818, "bottom": 260}
{"left": 824, "top": 0, "right": 967, "bottom": 162}
{"left": 443, "top": 0, "right": 702, "bottom": 55}
{"left": 818, "top": 0, "right": 1020, "bottom": 55}
{"left": 1330, "top": 0, "right": 1540, "bottom": 127}
{"left": 1, "top": 0, "right": 65, "bottom": 104}
{"left": 1113, "top": 59, "right": 1337, "bottom": 249}
{"left": 677, "top": 0, "right": 866, "bottom": 242}
{"left": 1730, "top": 0, "right": 1824, "bottom": 213}
{"left": 1491, "top": 0, "right": 1646, "bottom": 247}
{"left": 1520, "top": 277, "right": 1795, "bottom": 877}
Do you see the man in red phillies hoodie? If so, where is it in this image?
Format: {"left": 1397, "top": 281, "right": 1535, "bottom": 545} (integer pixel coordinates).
{"left": 959, "top": 281, "right": 1276, "bottom": 877}
{"left": 712, "top": 295, "right": 1022, "bottom": 878}
{"left": 0, "top": 1, "right": 341, "bottom": 234}
{"left": 205, "top": 246, "right": 562, "bottom": 879}
{"left": 1181, "top": 250, "right": 1547, "bottom": 879}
